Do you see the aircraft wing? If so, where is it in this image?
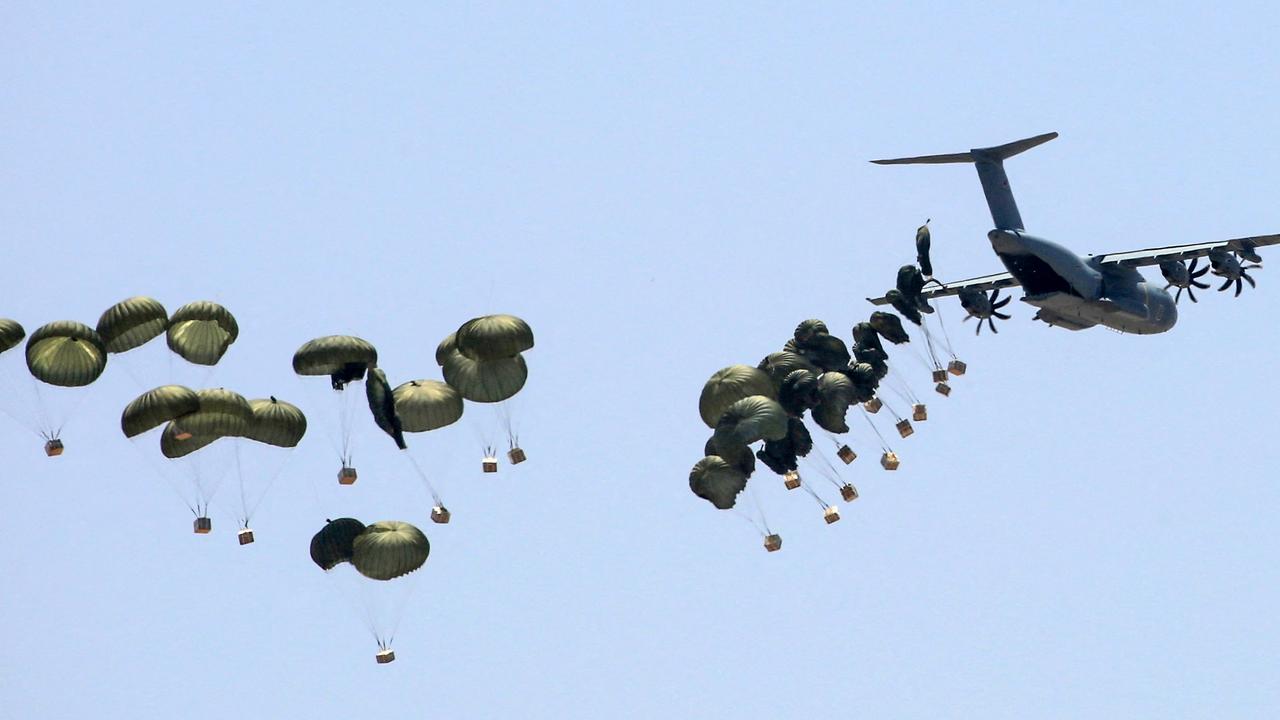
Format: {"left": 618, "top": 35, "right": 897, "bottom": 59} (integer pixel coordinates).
{"left": 1093, "top": 233, "right": 1280, "bottom": 268}
{"left": 866, "top": 271, "right": 1020, "bottom": 306}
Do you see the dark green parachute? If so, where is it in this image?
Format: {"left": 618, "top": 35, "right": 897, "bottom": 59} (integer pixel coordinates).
{"left": 793, "top": 319, "right": 829, "bottom": 344}
{"left": 812, "top": 372, "right": 855, "bottom": 434}
{"left": 245, "top": 397, "right": 307, "bottom": 448}
{"left": 870, "top": 311, "right": 911, "bottom": 344}
{"left": 851, "top": 322, "right": 886, "bottom": 357}
{"left": 0, "top": 319, "right": 24, "bottom": 354}
{"left": 96, "top": 296, "right": 167, "bottom": 354}
{"left": 916, "top": 222, "right": 933, "bottom": 278}
{"left": 440, "top": 349, "right": 528, "bottom": 403}
{"left": 393, "top": 380, "right": 464, "bottom": 433}
{"left": 365, "top": 368, "right": 406, "bottom": 450}
{"left": 167, "top": 301, "right": 239, "bottom": 365}
{"left": 756, "top": 418, "right": 813, "bottom": 475}
{"left": 121, "top": 385, "right": 200, "bottom": 438}
{"left": 160, "top": 420, "right": 220, "bottom": 458}
{"left": 171, "top": 388, "right": 253, "bottom": 443}
{"left": 293, "top": 335, "right": 377, "bottom": 390}
{"left": 699, "top": 365, "right": 776, "bottom": 428}
{"left": 434, "top": 333, "right": 457, "bottom": 367}
{"left": 843, "top": 362, "right": 880, "bottom": 403}
{"left": 705, "top": 434, "right": 755, "bottom": 475}
{"left": 757, "top": 351, "right": 815, "bottom": 389}
{"left": 454, "top": 315, "right": 534, "bottom": 362}
{"left": 689, "top": 456, "right": 748, "bottom": 510}
{"left": 884, "top": 290, "right": 923, "bottom": 327}
{"left": 713, "top": 395, "right": 788, "bottom": 448}
{"left": 778, "top": 368, "right": 820, "bottom": 416}
{"left": 26, "top": 321, "right": 108, "bottom": 387}
{"left": 310, "top": 518, "right": 367, "bottom": 571}
{"left": 351, "top": 521, "right": 430, "bottom": 581}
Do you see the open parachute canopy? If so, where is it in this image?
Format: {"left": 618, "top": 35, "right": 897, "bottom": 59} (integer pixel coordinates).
{"left": 454, "top": 314, "right": 534, "bottom": 362}
{"left": 121, "top": 385, "right": 201, "bottom": 438}
{"left": 96, "top": 296, "right": 168, "bottom": 354}
{"left": 166, "top": 301, "right": 238, "bottom": 366}
{"left": 699, "top": 365, "right": 776, "bottom": 428}
{"left": 293, "top": 335, "right": 378, "bottom": 389}
{"left": 351, "top": 520, "right": 430, "bottom": 581}
{"left": 393, "top": 379, "right": 464, "bottom": 433}
{"left": 0, "top": 318, "right": 24, "bottom": 354}
{"left": 26, "top": 321, "right": 108, "bottom": 387}
{"left": 689, "top": 456, "right": 748, "bottom": 510}
{"left": 440, "top": 349, "right": 528, "bottom": 403}
{"left": 245, "top": 397, "right": 307, "bottom": 448}
{"left": 310, "top": 518, "right": 367, "bottom": 571}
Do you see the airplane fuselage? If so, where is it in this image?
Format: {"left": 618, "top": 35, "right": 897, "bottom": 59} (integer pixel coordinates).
{"left": 989, "top": 229, "right": 1178, "bottom": 334}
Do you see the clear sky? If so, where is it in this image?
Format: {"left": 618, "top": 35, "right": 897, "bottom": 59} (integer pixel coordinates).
{"left": 2, "top": 3, "right": 1278, "bottom": 718}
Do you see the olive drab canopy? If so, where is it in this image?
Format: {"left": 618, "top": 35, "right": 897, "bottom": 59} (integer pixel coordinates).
{"left": 171, "top": 388, "right": 252, "bottom": 441}
{"left": 245, "top": 397, "right": 307, "bottom": 448}
{"left": 698, "top": 365, "right": 776, "bottom": 428}
{"left": 292, "top": 335, "right": 378, "bottom": 377}
{"left": 121, "top": 384, "right": 200, "bottom": 438}
{"left": 440, "top": 349, "right": 528, "bottom": 403}
{"left": 96, "top": 296, "right": 168, "bottom": 354}
{"left": 434, "top": 333, "right": 457, "bottom": 366}
{"left": 869, "top": 311, "right": 911, "bottom": 344}
{"left": 454, "top": 315, "right": 534, "bottom": 362}
{"left": 778, "top": 368, "right": 820, "bottom": 416}
{"left": 0, "top": 319, "right": 26, "bottom": 354}
{"left": 25, "top": 321, "right": 108, "bottom": 387}
{"left": 351, "top": 521, "right": 430, "bottom": 581}
{"left": 689, "top": 455, "right": 748, "bottom": 510}
{"left": 365, "top": 368, "right": 406, "bottom": 449}
{"left": 757, "top": 351, "right": 815, "bottom": 389}
{"left": 714, "top": 395, "right": 788, "bottom": 448}
{"left": 167, "top": 301, "right": 239, "bottom": 366}
{"left": 310, "top": 518, "right": 367, "bottom": 571}
{"left": 393, "top": 380, "right": 464, "bottom": 433}
{"left": 812, "top": 372, "right": 855, "bottom": 434}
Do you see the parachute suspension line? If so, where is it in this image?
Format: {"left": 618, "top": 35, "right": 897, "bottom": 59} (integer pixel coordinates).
{"left": 236, "top": 443, "right": 250, "bottom": 527}
{"left": 860, "top": 407, "right": 892, "bottom": 453}
{"left": 28, "top": 377, "right": 55, "bottom": 440}
{"left": 745, "top": 478, "right": 772, "bottom": 535}
{"left": 405, "top": 451, "right": 444, "bottom": 507}
{"left": 338, "top": 387, "right": 356, "bottom": 467}
{"left": 494, "top": 402, "right": 516, "bottom": 450}
{"left": 733, "top": 510, "right": 767, "bottom": 537}
{"left": 930, "top": 300, "right": 959, "bottom": 360}
{"left": 241, "top": 448, "right": 293, "bottom": 528}
{"left": 384, "top": 573, "right": 424, "bottom": 650}
{"left": 920, "top": 323, "right": 944, "bottom": 371}
{"left": 802, "top": 483, "right": 828, "bottom": 509}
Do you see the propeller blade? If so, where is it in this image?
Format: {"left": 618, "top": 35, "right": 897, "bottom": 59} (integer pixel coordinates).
{"left": 1192, "top": 279, "right": 1210, "bottom": 289}
{"left": 993, "top": 311, "right": 1011, "bottom": 320}
{"left": 1188, "top": 257, "right": 1199, "bottom": 274}
{"left": 1243, "top": 271, "right": 1257, "bottom": 288}
{"left": 988, "top": 318, "right": 998, "bottom": 334}
{"left": 1174, "top": 287, "right": 1183, "bottom": 304}
{"left": 1235, "top": 278, "right": 1243, "bottom": 297}
{"left": 1188, "top": 286, "right": 1198, "bottom": 303}
{"left": 1219, "top": 277, "right": 1234, "bottom": 292}
{"left": 993, "top": 297, "right": 1012, "bottom": 309}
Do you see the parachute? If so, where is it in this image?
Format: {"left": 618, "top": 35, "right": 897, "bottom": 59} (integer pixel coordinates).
{"left": 166, "top": 301, "right": 238, "bottom": 366}
{"left": 96, "top": 296, "right": 168, "bottom": 354}
{"left": 0, "top": 320, "right": 110, "bottom": 454}
{"left": 293, "top": 335, "right": 379, "bottom": 481}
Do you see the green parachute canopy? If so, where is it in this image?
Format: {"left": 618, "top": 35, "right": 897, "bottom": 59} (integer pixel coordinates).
{"left": 393, "top": 380, "right": 464, "bottom": 433}
{"left": 121, "top": 384, "right": 200, "bottom": 438}
{"left": 171, "top": 388, "right": 252, "bottom": 442}
{"left": 714, "top": 395, "right": 788, "bottom": 448}
{"left": 454, "top": 315, "right": 534, "bottom": 362}
{"left": 689, "top": 456, "right": 748, "bottom": 510}
{"left": 812, "top": 372, "right": 855, "bottom": 434}
{"left": 0, "top": 319, "right": 27, "bottom": 354}
{"left": 160, "top": 420, "right": 219, "bottom": 458}
{"left": 292, "top": 335, "right": 377, "bottom": 389}
{"left": 310, "top": 518, "right": 367, "bottom": 571}
{"left": 25, "top": 321, "right": 108, "bottom": 387}
{"left": 167, "top": 301, "right": 239, "bottom": 365}
{"left": 96, "top": 296, "right": 168, "bottom": 354}
{"left": 440, "top": 349, "right": 528, "bottom": 403}
{"left": 245, "top": 397, "right": 307, "bottom": 448}
{"left": 434, "top": 333, "right": 457, "bottom": 367}
{"left": 351, "top": 521, "right": 430, "bottom": 581}
{"left": 365, "top": 368, "right": 406, "bottom": 449}
{"left": 870, "top": 311, "right": 911, "bottom": 344}
{"left": 699, "top": 365, "right": 776, "bottom": 428}
{"left": 757, "top": 351, "right": 815, "bottom": 389}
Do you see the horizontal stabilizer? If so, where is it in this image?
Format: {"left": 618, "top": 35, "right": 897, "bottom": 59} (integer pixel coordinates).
{"left": 870, "top": 132, "right": 1058, "bottom": 165}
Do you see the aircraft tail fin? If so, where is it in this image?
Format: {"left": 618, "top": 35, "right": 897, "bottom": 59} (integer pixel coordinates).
{"left": 871, "top": 132, "right": 1058, "bottom": 231}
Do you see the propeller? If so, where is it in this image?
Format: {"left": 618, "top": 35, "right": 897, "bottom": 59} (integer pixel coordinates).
{"left": 1209, "top": 248, "right": 1261, "bottom": 298}
{"left": 958, "top": 287, "right": 1012, "bottom": 335}
{"left": 1160, "top": 257, "right": 1211, "bottom": 304}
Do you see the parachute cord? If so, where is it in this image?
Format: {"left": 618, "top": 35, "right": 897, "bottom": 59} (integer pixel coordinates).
{"left": 241, "top": 448, "right": 293, "bottom": 527}
{"left": 860, "top": 408, "right": 892, "bottom": 453}
{"left": 384, "top": 573, "right": 422, "bottom": 651}
{"left": 802, "top": 484, "right": 828, "bottom": 509}
{"left": 921, "top": 324, "right": 944, "bottom": 371}
{"left": 29, "top": 378, "right": 54, "bottom": 440}
{"left": 745, "top": 479, "right": 771, "bottom": 535}
{"left": 237, "top": 444, "right": 250, "bottom": 527}
{"left": 734, "top": 510, "right": 767, "bottom": 537}
{"left": 930, "top": 300, "right": 959, "bottom": 359}
{"left": 405, "top": 451, "right": 444, "bottom": 507}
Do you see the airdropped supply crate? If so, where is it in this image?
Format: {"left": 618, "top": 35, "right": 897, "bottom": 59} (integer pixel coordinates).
{"left": 238, "top": 529, "right": 255, "bottom": 545}
{"left": 44, "top": 439, "right": 64, "bottom": 457}
{"left": 194, "top": 517, "right": 212, "bottom": 534}
{"left": 431, "top": 506, "right": 451, "bottom": 524}
{"left": 375, "top": 649, "right": 395, "bottom": 664}
{"left": 824, "top": 506, "right": 841, "bottom": 524}
{"left": 881, "top": 451, "right": 900, "bottom": 470}
{"left": 932, "top": 369, "right": 948, "bottom": 383}
{"left": 840, "top": 483, "right": 859, "bottom": 502}
{"left": 783, "top": 470, "right": 801, "bottom": 490}
{"left": 948, "top": 359, "right": 967, "bottom": 376}
{"left": 912, "top": 403, "right": 928, "bottom": 422}
{"left": 338, "top": 467, "right": 357, "bottom": 485}
{"left": 763, "top": 534, "right": 782, "bottom": 552}
{"left": 864, "top": 397, "right": 882, "bottom": 413}
{"left": 896, "top": 419, "right": 914, "bottom": 438}
{"left": 482, "top": 456, "right": 498, "bottom": 473}
{"left": 935, "top": 382, "right": 952, "bottom": 397}
{"left": 507, "top": 447, "right": 526, "bottom": 465}
{"left": 837, "top": 445, "right": 857, "bottom": 464}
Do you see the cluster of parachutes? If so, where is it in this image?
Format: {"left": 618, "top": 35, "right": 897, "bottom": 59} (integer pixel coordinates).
{"left": 689, "top": 224, "right": 969, "bottom": 550}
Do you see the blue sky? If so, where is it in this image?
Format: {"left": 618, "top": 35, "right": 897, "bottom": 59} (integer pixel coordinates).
{"left": 2, "top": 3, "right": 1277, "bottom": 718}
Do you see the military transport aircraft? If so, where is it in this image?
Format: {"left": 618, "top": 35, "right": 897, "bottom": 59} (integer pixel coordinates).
{"left": 868, "top": 132, "right": 1278, "bottom": 334}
